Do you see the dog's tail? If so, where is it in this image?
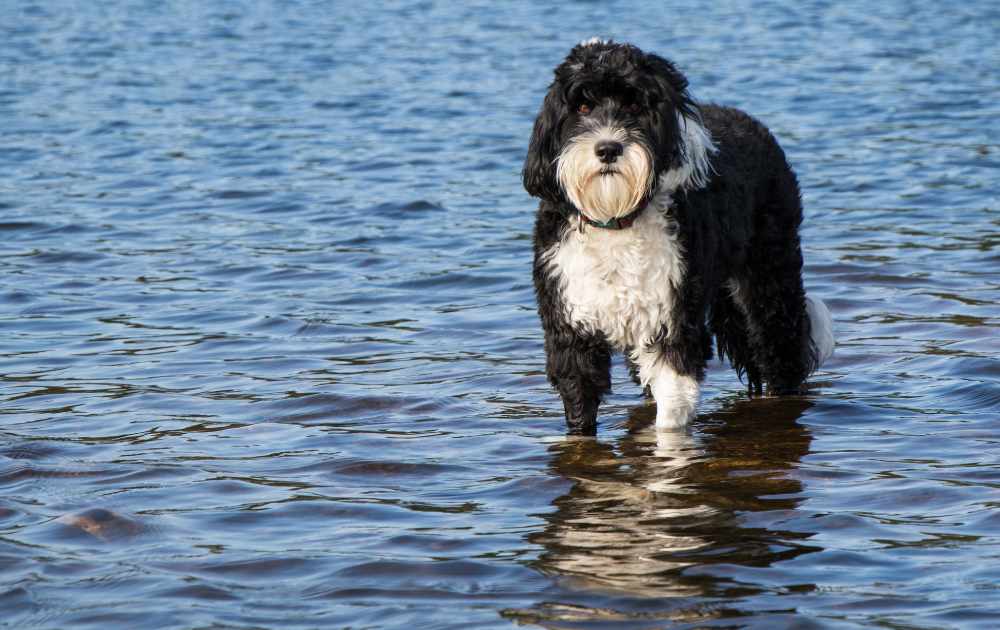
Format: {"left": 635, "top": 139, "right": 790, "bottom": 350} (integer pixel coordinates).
{"left": 806, "top": 295, "right": 835, "bottom": 371}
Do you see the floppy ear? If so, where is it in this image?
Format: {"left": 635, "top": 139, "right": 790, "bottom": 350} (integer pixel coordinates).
{"left": 522, "top": 85, "right": 566, "bottom": 202}
{"left": 641, "top": 54, "right": 696, "bottom": 170}
{"left": 645, "top": 54, "right": 690, "bottom": 100}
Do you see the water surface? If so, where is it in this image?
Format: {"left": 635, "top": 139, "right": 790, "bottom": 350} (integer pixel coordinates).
{"left": 1, "top": 1, "right": 998, "bottom": 628}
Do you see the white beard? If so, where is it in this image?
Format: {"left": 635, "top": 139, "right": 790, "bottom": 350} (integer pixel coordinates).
{"left": 556, "top": 126, "right": 653, "bottom": 223}
{"left": 555, "top": 113, "right": 716, "bottom": 222}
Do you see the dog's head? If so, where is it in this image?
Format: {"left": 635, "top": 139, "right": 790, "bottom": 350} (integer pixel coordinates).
{"left": 523, "top": 39, "right": 714, "bottom": 221}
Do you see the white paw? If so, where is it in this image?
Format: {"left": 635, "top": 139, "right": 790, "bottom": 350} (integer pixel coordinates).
{"left": 633, "top": 348, "right": 702, "bottom": 431}
{"left": 655, "top": 403, "right": 695, "bottom": 430}
{"left": 648, "top": 362, "right": 700, "bottom": 431}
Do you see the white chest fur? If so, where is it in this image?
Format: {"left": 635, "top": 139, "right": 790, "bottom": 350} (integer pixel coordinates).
{"left": 543, "top": 198, "right": 685, "bottom": 352}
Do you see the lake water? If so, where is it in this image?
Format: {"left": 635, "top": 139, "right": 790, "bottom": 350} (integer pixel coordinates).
{"left": 2, "top": 1, "right": 998, "bottom": 628}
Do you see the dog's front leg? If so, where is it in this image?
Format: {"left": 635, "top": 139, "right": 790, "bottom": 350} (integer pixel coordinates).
{"left": 545, "top": 332, "right": 611, "bottom": 435}
{"left": 650, "top": 361, "right": 700, "bottom": 429}
{"left": 634, "top": 347, "right": 701, "bottom": 430}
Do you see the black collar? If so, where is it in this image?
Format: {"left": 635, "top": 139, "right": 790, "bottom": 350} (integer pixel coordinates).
{"left": 576, "top": 201, "right": 648, "bottom": 230}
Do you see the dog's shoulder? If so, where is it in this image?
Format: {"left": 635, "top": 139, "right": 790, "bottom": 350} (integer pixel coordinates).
{"left": 531, "top": 200, "right": 571, "bottom": 250}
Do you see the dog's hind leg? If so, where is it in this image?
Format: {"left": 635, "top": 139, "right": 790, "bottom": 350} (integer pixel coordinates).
{"left": 737, "top": 174, "right": 819, "bottom": 394}
{"left": 711, "top": 288, "right": 763, "bottom": 396}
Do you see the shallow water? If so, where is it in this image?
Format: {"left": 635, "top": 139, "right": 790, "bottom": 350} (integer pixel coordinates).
{"left": 1, "top": 1, "right": 998, "bottom": 628}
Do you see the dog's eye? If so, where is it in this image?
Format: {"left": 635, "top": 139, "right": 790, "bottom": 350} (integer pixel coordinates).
{"left": 577, "top": 103, "right": 592, "bottom": 115}
{"left": 626, "top": 102, "right": 642, "bottom": 114}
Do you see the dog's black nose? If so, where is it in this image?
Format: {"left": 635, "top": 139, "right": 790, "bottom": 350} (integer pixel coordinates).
{"left": 595, "top": 140, "right": 624, "bottom": 163}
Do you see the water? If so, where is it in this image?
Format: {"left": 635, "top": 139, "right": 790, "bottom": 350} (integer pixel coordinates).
{"left": 1, "top": 1, "right": 998, "bottom": 628}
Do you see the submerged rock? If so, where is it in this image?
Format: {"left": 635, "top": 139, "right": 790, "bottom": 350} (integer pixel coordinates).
{"left": 56, "top": 508, "right": 145, "bottom": 541}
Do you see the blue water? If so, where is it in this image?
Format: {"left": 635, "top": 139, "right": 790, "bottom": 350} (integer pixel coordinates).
{"left": 2, "top": 1, "right": 999, "bottom": 628}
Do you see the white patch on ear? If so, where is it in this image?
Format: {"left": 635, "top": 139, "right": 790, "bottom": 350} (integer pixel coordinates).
{"left": 659, "top": 112, "right": 717, "bottom": 192}
{"left": 806, "top": 295, "right": 835, "bottom": 369}
{"left": 579, "top": 36, "right": 610, "bottom": 47}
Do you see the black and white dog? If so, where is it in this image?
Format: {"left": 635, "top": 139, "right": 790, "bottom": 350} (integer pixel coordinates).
{"left": 524, "top": 39, "right": 834, "bottom": 434}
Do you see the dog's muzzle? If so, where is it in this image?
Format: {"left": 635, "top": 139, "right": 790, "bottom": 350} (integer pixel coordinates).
{"left": 556, "top": 130, "right": 654, "bottom": 224}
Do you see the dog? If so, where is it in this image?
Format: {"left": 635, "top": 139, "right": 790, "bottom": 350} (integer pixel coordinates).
{"left": 523, "top": 39, "right": 834, "bottom": 434}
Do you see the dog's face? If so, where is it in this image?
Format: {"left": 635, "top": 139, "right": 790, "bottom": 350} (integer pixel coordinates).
{"left": 524, "top": 40, "right": 712, "bottom": 219}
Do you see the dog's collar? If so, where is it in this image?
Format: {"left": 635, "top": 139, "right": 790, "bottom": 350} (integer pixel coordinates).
{"left": 575, "top": 201, "right": 648, "bottom": 230}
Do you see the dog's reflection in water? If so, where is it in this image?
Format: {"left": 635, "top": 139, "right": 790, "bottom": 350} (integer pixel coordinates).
{"left": 531, "top": 397, "right": 818, "bottom": 597}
